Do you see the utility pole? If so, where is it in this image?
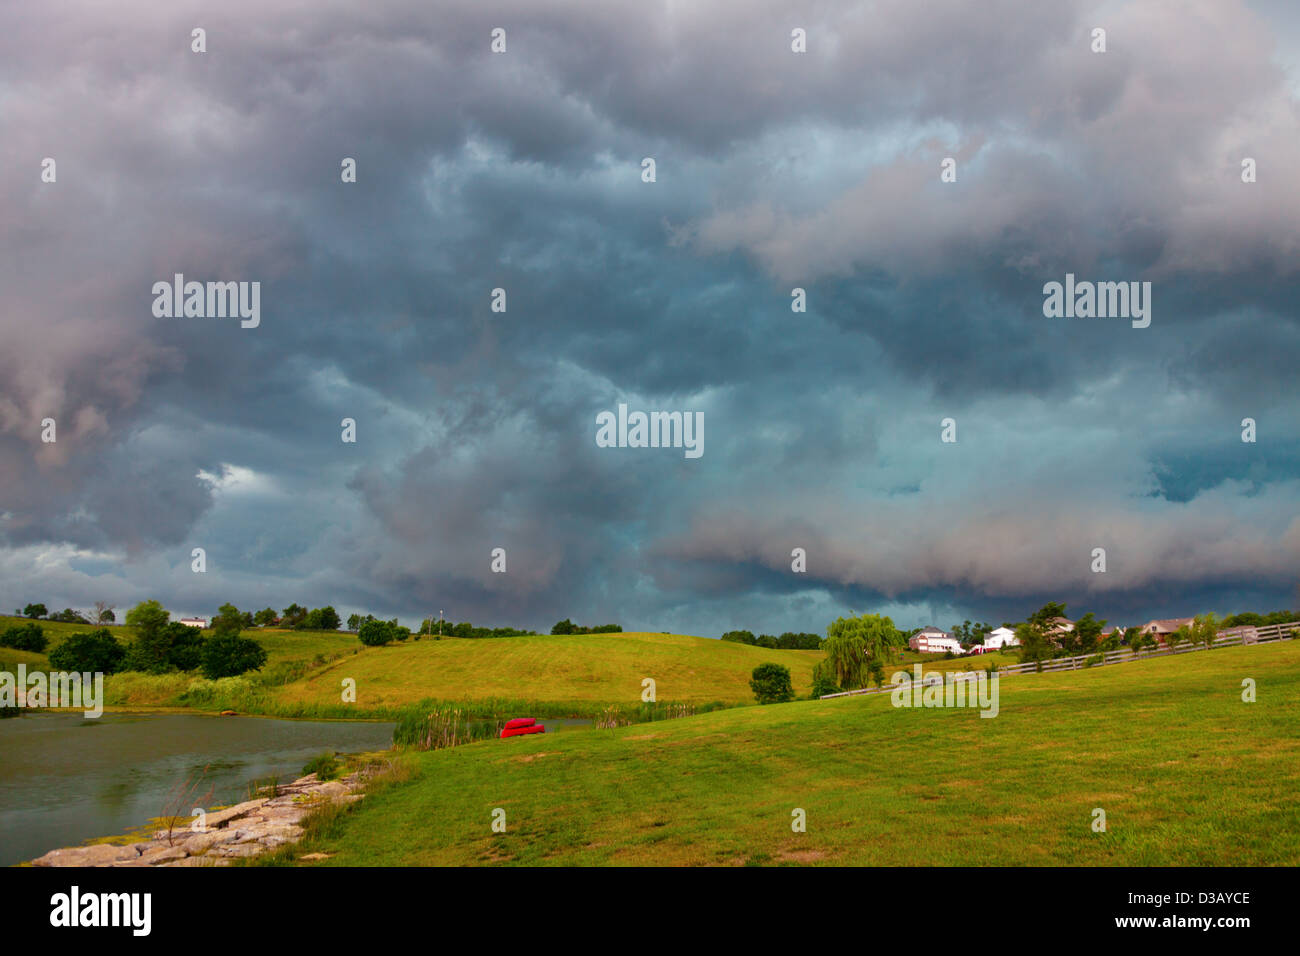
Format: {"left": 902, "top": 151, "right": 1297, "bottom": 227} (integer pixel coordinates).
{"left": 439, "top": 609, "right": 443, "bottom": 639}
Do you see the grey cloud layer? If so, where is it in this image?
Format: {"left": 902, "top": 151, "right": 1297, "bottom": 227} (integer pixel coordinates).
{"left": 1, "top": 0, "right": 1296, "bottom": 632}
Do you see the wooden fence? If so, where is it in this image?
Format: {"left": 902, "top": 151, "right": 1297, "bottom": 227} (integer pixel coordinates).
{"left": 820, "top": 620, "right": 1300, "bottom": 699}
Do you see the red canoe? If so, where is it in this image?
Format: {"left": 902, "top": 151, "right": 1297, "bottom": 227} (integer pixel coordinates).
{"left": 500, "top": 722, "right": 545, "bottom": 739}
{"left": 503, "top": 718, "right": 536, "bottom": 730}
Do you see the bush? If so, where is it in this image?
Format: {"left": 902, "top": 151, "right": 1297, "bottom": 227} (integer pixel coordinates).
{"left": 166, "top": 623, "right": 206, "bottom": 671}
{"left": 199, "top": 634, "right": 268, "bottom": 679}
{"left": 810, "top": 673, "right": 840, "bottom": 698}
{"left": 124, "top": 621, "right": 206, "bottom": 674}
{"left": 358, "top": 619, "right": 393, "bottom": 646}
{"left": 0, "top": 622, "right": 47, "bottom": 652}
{"left": 301, "top": 752, "right": 341, "bottom": 781}
{"left": 750, "top": 662, "right": 795, "bottom": 704}
{"left": 48, "top": 629, "right": 126, "bottom": 674}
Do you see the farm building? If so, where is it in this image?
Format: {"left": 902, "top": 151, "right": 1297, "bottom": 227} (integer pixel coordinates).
{"left": 178, "top": 617, "right": 208, "bottom": 628}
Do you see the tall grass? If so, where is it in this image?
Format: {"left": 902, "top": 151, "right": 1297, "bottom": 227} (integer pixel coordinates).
{"left": 391, "top": 706, "right": 502, "bottom": 751}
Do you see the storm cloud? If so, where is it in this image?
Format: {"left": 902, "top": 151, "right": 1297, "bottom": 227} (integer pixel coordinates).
{"left": 1, "top": 0, "right": 1297, "bottom": 635}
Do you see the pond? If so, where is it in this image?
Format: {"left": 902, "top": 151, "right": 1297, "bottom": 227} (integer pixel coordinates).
{"left": 0, "top": 711, "right": 396, "bottom": 867}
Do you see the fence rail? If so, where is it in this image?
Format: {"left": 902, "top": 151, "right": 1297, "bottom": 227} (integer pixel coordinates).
{"left": 820, "top": 620, "right": 1300, "bottom": 699}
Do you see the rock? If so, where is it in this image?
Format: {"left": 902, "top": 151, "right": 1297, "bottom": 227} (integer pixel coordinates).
{"left": 260, "top": 807, "right": 308, "bottom": 824}
{"left": 210, "top": 843, "right": 263, "bottom": 858}
{"left": 139, "top": 845, "right": 188, "bottom": 864}
{"left": 203, "top": 798, "right": 268, "bottom": 829}
{"left": 32, "top": 843, "right": 140, "bottom": 867}
{"left": 161, "top": 856, "right": 227, "bottom": 867}
{"left": 316, "top": 781, "right": 350, "bottom": 802}
{"left": 182, "top": 828, "right": 243, "bottom": 854}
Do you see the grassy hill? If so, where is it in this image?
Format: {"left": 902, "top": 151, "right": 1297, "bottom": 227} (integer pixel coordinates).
{"left": 262, "top": 640, "right": 1300, "bottom": 866}
{"left": 2, "top": 619, "right": 824, "bottom": 716}
{"left": 275, "top": 632, "right": 824, "bottom": 711}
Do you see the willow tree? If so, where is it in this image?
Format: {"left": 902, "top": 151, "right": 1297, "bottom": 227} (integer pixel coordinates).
{"left": 817, "top": 613, "right": 904, "bottom": 690}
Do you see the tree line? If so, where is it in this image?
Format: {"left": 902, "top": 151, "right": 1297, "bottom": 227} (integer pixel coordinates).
{"left": 2, "top": 600, "right": 267, "bottom": 679}
{"left": 720, "top": 630, "right": 823, "bottom": 650}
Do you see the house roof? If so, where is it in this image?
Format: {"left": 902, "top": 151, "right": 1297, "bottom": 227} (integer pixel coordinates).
{"left": 1143, "top": 617, "right": 1194, "bottom": 632}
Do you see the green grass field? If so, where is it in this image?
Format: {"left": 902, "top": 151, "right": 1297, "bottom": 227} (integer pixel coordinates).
{"left": 264, "top": 640, "right": 1300, "bottom": 866}
{"left": 1, "top": 619, "right": 823, "bottom": 717}
{"left": 274, "top": 632, "right": 821, "bottom": 712}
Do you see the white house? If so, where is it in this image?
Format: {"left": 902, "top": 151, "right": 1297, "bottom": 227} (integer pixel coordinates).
{"left": 983, "top": 626, "right": 1019, "bottom": 650}
{"left": 178, "top": 617, "right": 208, "bottom": 628}
{"left": 909, "top": 627, "right": 963, "bottom": 654}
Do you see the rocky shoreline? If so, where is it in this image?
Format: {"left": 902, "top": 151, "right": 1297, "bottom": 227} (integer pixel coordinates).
{"left": 30, "top": 771, "right": 365, "bottom": 867}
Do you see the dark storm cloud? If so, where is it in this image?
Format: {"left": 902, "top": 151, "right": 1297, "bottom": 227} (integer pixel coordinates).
{"left": 1, "top": 0, "right": 1297, "bottom": 634}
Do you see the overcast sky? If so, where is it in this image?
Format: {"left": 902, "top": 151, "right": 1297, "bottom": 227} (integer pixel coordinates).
{"left": 1, "top": 0, "right": 1298, "bottom": 636}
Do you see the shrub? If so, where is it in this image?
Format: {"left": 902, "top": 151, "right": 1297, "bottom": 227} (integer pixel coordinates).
{"left": 0, "top": 622, "right": 47, "bottom": 653}
{"left": 810, "top": 673, "right": 840, "bottom": 698}
{"left": 124, "top": 621, "right": 206, "bottom": 673}
{"left": 200, "top": 634, "right": 268, "bottom": 679}
{"left": 358, "top": 619, "right": 393, "bottom": 646}
{"left": 750, "top": 662, "right": 795, "bottom": 704}
{"left": 48, "top": 629, "right": 126, "bottom": 674}
{"left": 301, "top": 752, "right": 341, "bottom": 781}
{"left": 166, "top": 623, "right": 206, "bottom": 671}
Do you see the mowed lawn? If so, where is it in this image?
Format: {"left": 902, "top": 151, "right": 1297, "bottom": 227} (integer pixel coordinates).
{"left": 283, "top": 641, "right": 1300, "bottom": 866}
{"left": 276, "top": 632, "right": 824, "bottom": 709}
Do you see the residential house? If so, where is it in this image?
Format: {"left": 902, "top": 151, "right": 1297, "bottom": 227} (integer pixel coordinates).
{"left": 983, "top": 626, "right": 1019, "bottom": 650}
{"left": 909, "top": 626, "right": 964, "bottom": 654}
{"left": 1139, "top": 617, "right": 1195, "bottom": 642}
{"left": 178, "top": 617, "right": 208, "bottom": 628}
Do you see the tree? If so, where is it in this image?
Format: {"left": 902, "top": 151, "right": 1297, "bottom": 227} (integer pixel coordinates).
{"left": 1190, "top": 612, "right": 1220, "bottom": 649}
{"left": 298, "top": 606, "right": 341, "bottom": 631}
{"left": 551, "top": 619, "right": 576, "bottom": 635}
{"left": 1127, "top": 627, "right": 1156, "bottom": 655}
{"left": 776, "top": 632, "right": 822, "bottom": 650}
{"left": 22, "top": 603, "right": 47, "bottom": 619}
{"left": 810, "top": 672, "right": 840, "bottom": 698}
{"left": 1015, "top": 621, "right": 1053, "bottom": 671}
{"left": 165, "top": 622, "right": 206, "bottom": 671}
{"left": 49, "top": 629, "right": 126, "bottom": 674}
{"left": 818, "top": 613, "right": 904, "bottom": 690}
{"left": 253, "top": 608, "right": 277, "bottom": 627}
{"left": 124, "top": 600, "right": 173, "bottom": 673}
{"left": 280, "top": 603, "right": 308, "bottom": 628}
{"left": 1064, "top": 612, "right": 1106, "bottom": 656}
{"left": 721, "top": 630, "right": 756, "bottom": 645}
{"left": 0, "top": 623, "right": 47, "bottom": 652}
{"left": 200, "top": 634, "right": 268, "bottom": 679}
{"left": 93, "top": 601, "right": 116, "bottom": 625}
{"left": 125, "top": 599, "right": 170, "bottom": 631}
{"left": 49, "top": 608, "right": 90, "bottom": 624}
{"left": 358, "top": 618, "right": 393, "bottom": 646}
{"left": 210, "top": 603, "right": 246, "bottom": 640}
{"left": 750, "top": 662, "right": 795, "bottom": 704}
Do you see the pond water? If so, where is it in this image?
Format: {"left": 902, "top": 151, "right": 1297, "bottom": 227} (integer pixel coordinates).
{"left": 0, "top": 711, "right": 396, "bottom": 867}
